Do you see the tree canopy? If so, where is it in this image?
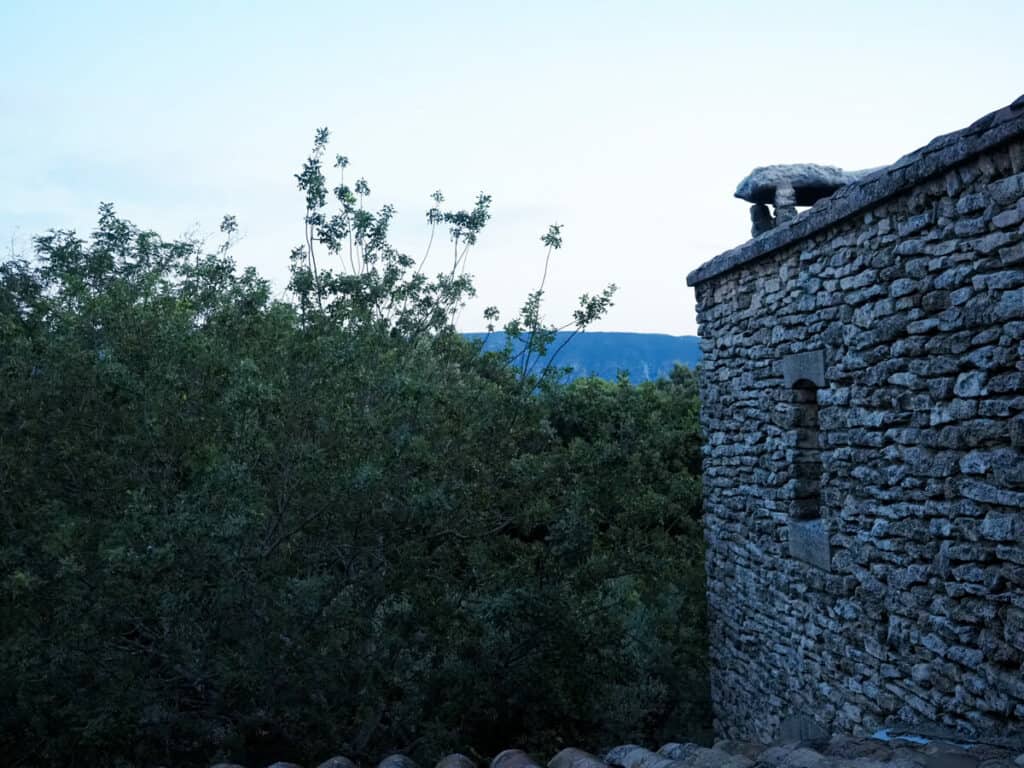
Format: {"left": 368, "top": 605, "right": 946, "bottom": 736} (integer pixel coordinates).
{"left": 0, "top": 132, "right": 707, "bottom": 767}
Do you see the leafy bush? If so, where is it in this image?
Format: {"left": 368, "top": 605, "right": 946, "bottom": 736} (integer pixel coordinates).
{"left": 0, "top": 135, "right": 707, "bottom": 767}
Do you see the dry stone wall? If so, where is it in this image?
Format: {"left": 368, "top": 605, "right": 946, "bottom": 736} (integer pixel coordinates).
{"left": 687, "top": 98, "right": 1024, "bottom": 742}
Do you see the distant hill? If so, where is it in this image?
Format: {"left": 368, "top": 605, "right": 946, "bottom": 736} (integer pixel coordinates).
{"left": 463, "top": 331, "right": 702, "bottom": 382}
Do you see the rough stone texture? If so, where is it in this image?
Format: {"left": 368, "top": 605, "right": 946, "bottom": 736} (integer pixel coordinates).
{"left": 207, "top": 734, "right": 1022, "bottom": 768}
{"left": 689, "top": 95, "right": 1024, "bottom": 743}
{"left": 614, "top": 738, "right": 1015, "bottom": 768}
{"left": 493, "top": 750, "right": 544, "bottom": 768}
{"left": 320, "top": 759, "right": 360, "bottom": 768}
{"left": 736, "top": 165, "right": 881, "bottom": 207}
{"left": 783, "top": 350, "right": 828, "bottom": 388}
{"left": 380, "top": 756, "right": 421, "bottom": 768}
{"left": 752, "top": 204, "right": 777, "bottom": 238}
{"left": 739, "top": 166, "right": 884, "bottom": 237}
{"left": 689, "top": 94, "right": 1024, "bottom": 287}
{"left": 788, "top": 518, "right": 831, "bottom": 570}
{"left": 549, "top": 748, "right": 610, "bottom": 768}
{"left": 437, "top": 755, "right": 478, "bottom": 768}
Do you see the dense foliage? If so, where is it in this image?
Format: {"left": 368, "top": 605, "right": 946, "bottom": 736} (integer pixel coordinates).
{"left": 0, "top": 136, "right": 707, "bottom": 767}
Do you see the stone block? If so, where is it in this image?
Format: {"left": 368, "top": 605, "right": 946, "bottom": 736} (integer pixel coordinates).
{"left": 989, "top": 171, "right": 1024, "bottom": 205}
{"left": 954, "top": 371, "right": 988, "bottom": 398}
{"left": 973, "top": 231, "right": 1013, "bottom": 255}
{"left": 777, "top": 714, "right": 829, "bottom": 742}
{"left": 788, "top": 519, "right": 831, "bottom": 570}
{"left": 782, "top": 349, "right": 827, "bottom": 388}
{"left": 925, "top": 751, "right": 978, "bottom": 768}
{"left": 993, "top": 207, "right": 1024, "bottom": 228}
{"left": 980, "top": 513, "right": 1020, "bottom": 541}
{"left": 994, "top": 288, "right": 1024, "bottom": 321}
{"left": 1001, "top": 242, "right": 1024, "bottom": 265}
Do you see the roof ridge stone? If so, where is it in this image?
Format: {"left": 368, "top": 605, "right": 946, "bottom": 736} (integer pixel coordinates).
{"left": 686, "top": 94, "right": 1024, "bottom": 287}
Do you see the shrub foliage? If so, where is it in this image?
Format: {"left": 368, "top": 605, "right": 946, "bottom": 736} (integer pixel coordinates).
{"left": 0, "top": 135, "right": 707, "bottom": 767}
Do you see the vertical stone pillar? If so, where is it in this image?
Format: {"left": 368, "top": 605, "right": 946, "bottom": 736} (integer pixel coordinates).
{"left": 774, "top": 184, "right": 798, "bottom": 224}
{"left": 750, "top": 203, "right": 775, "bottom": 237}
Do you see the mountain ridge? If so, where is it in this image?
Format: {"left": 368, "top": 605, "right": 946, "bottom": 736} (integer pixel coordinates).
{"left": 463, "top": 331, "right": 702, "bottom": 382}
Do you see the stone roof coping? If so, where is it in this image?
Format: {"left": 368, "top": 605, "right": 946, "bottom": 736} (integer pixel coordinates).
{"left": 686, "top": 93, "right": 1024, "bottom": 287}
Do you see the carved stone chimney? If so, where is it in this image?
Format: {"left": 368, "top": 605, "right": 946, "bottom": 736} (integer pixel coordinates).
{"left": 734, "top": 163, "right": 880, "bottom": 237}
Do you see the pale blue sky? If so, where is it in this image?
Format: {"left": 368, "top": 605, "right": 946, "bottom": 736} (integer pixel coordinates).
{"left": 2, "top": 1, "right": 1022, "bottom": 334}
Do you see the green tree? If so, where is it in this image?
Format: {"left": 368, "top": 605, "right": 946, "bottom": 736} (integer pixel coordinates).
{"left": 0, "top": 134, "right": 707, "bottom": 767}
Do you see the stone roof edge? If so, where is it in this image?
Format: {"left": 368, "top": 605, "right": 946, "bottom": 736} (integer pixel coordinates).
{"left": 686, "top": 94, "right": 1024, "bottom": 287}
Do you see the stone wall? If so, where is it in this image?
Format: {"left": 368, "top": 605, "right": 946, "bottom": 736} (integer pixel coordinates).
{"left": 687, "top": 98, "right": 1024, "bottom": 742}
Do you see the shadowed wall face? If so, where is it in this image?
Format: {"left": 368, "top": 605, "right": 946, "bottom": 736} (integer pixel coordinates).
{"left": 791, "top": 382, "right": 822, "bottom": 521}
{"left": 690, "top": 106, "right": 1024, "bottom": 741}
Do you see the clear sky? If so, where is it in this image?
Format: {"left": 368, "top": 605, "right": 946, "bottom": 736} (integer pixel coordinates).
{"left": 2, "top": 1, "right": 1022, "bottom": 335}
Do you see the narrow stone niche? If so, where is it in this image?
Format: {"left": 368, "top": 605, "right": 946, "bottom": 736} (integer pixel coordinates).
{"left": 781, "top": 350, "right": 831, "bottom": 570}
{"left": 791, "top": 381, "right": 822, "bottom": 521}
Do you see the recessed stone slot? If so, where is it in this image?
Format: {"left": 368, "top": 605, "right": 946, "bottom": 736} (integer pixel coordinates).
{"left": 791, "top": 381, "right": 822, "bottom": 521}
{"left": 781, "top": 349, "right": 831, "bottom": 571}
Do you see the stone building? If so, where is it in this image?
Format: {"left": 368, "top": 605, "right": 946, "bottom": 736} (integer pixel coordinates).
{"left": 687, "top": 96, "right": 1024, "bottom": 741}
